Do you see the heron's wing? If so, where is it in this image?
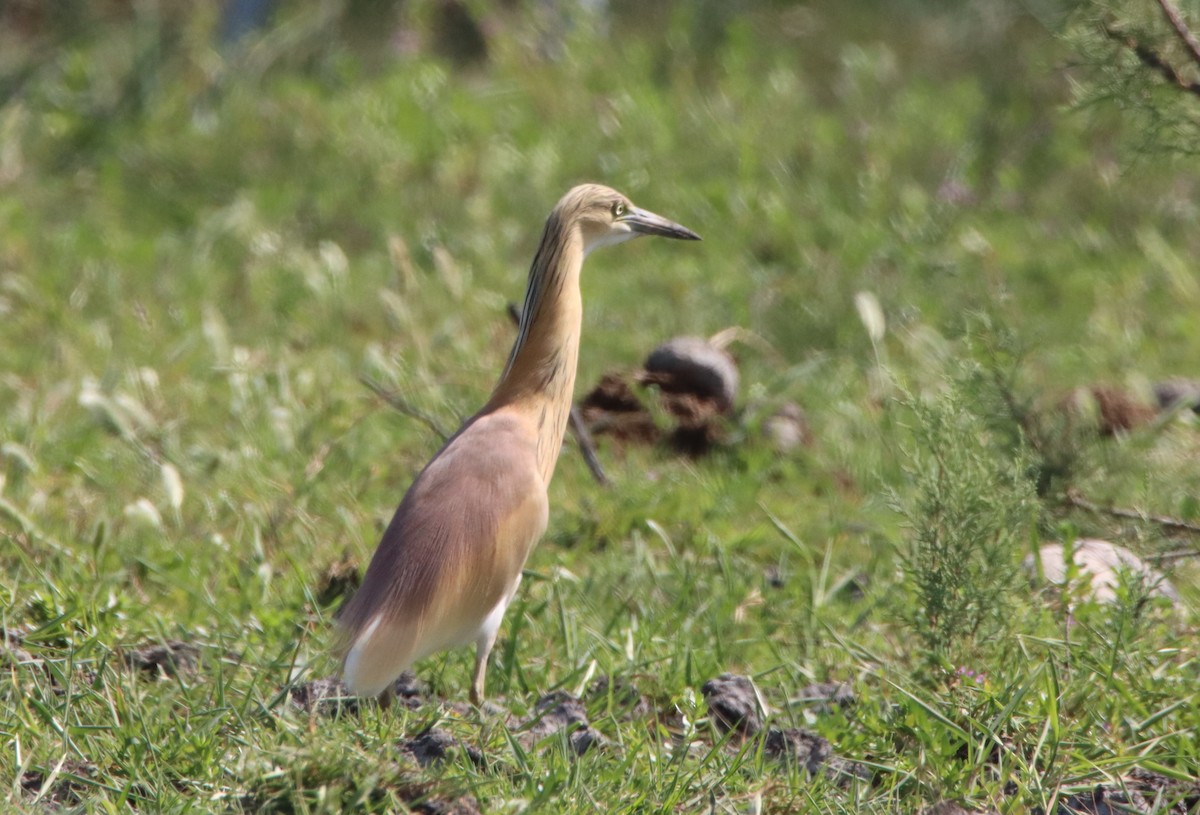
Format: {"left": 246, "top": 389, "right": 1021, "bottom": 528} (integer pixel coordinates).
{"left": 338, "top": 410, "right": 549, "bottom": 695}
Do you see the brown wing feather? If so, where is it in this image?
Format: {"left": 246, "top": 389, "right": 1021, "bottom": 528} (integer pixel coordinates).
{"left": 337, "top": 409, "right": 549, "bottom": 695}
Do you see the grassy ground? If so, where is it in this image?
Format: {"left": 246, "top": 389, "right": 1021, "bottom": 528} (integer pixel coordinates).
{"left": 1, "top": 2, "right": 1197, "bottom": 812}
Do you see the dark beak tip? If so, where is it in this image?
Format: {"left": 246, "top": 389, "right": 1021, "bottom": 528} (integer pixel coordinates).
{"left": 664, "top": 223, "right": 702, "bottom": 242}
{"left": 628, "top": 208, "right": 702, "bottom": 242}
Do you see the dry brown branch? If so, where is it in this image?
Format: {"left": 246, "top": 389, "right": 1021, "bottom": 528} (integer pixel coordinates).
{"left": 1103, "top": 23, "right": 1200, "bottom": 97}
{"left": 1065, "top": 488, "right": 1200, "bottom": 537}
{"left": 359, "top": 375, "right": 451, "bottom": 441}
{"left": 1155, "top": 0, "right": 1200, "bottom": 71}
{"left": 1154, "top": 547, "right": 1200, "bottom": 562}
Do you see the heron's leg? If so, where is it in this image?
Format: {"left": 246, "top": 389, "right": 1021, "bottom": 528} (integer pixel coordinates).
{"left": 471, "top": 575, "right": 523, "bottom": 705}
{"left": 471, "top": 629, "right": 499, "bottom": 706}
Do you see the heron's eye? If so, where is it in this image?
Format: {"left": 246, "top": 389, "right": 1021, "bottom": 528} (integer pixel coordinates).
{"left": 612, "top": 202, "right": 626, "bottom": 217}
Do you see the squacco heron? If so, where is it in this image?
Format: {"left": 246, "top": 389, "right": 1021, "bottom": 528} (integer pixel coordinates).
{"left": 338, "top": 184, "right": 700, "bottom": 704}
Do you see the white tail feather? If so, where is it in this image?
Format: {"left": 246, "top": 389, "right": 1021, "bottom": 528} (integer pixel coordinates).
{"left": 341, "top": 615, "right": 402, "bottom": 697}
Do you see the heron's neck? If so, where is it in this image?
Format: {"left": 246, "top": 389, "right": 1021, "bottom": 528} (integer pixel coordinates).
{"left": 486, "top": 223, "right": 584, "bottom": 484}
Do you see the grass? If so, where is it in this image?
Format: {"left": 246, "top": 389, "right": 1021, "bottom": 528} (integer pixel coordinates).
{"left": 1, "top": 1, "right": 1198, "bottom": 812}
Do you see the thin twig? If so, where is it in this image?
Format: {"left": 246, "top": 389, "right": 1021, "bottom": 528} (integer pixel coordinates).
{"left": 506, "top": 303, "right": 610, "bottom": 487}
{"left": 1153, "top": 547, "right": 1200, "bottom": 562}
{"left": 1103, "top": 23, "right": 1200, "bottom": 97}
{"left": 566, "top": 404, "right": 610, "bottom": 486}
{"left": 359, "top": 375, "right": 450, "bottom": 441}
{"left": 1065, "top": 488, "right": 1200, "bottom": 537}
{"left": 1155, "top": 0, "right": 1200, "bottom": 71}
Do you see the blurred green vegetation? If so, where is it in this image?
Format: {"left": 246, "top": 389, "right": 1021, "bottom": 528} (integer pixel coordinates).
{"left": 1065, "top": 0, "right": 1200, "bottom": 156}
{"left": 1, "top": 1, "right": 1197, "bottom": 812}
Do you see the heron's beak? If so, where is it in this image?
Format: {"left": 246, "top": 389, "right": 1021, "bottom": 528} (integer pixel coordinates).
{"left": 622, "top": 207, "right": 702, "bottom": 241}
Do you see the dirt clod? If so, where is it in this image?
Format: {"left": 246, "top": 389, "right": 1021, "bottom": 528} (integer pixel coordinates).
{"left": 402, "top": 727, "right": 483, "bottom": 768}
{"left": 123, "top": 640, "right": 200, "bottom": 677}
{"left": 290, "top": 672, "right": 425, "bottom": 716}
{"left": 640, "top": 336, "right": 739, "bottom": 415}
{"left": 20, "top": 760, "right": 97, "bottom": 807}
{"left": 795, "top": 681, "right": 856, "bottom": 713}
{"left": 390, "top": 671, "right": 428, "bottom": 708}
{"left": 1061, "top": 386, "right": 1156, "bottom": 436}
{"left": 579, "top": 372, "right": 661, "bottom": 445}
{"left": 657, "top": 391, "right": 727, "bottom": 429}
{"left": 633, "top": 336, "right": 741, "bottom": 455}
{"left": 763, "top": 727, "right": 833, "bottom": 774}
{"left": 1153, "top": 379, "right": 1200, "bottom": 414}
{"left": 701, "top": 673, "right": 763, "bottom": 737}
{"left": 1097, "top": 768, "right": 1200, "bottom": 815}
{"left": 763, "top": 726, "right": 870, "bottom": 782}
{"left": 569, "top": 727, "right": 604, "bottom": 755}
{"left": 579, "top": 343, "right": 738, "bottom": 456}
{"left": 290, "top": 677, "right": 359, "bottom": 716}
{"left": 581, "top": 371, "right": 647, "bottom": 414}
{"left": 925, "top": 802, "right": 1000, "bottom": 815}
{"left": 1056, "top": 787, "right": 1117, "bottom": 815}
{"left": 1023, "top": 768, "right": 1200, "bottom": 815}
{"left": 316, "top": 554, "right": 361, "bottom": 606}
{"left": 403, "top": 728, "right": 455, "bottom": 766}
{"left": 414, "top": 795, "right": 484, "bottom": 815}
{"left": 587, "top": 675, "right": 652, "bottom": 720}
{"left": 521, "top": 691, "right": 605, "bottom": 755}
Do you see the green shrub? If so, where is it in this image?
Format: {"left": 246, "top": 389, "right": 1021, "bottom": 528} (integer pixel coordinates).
{"left": 892, "top": 372, "right": 1038, "bottom": 667}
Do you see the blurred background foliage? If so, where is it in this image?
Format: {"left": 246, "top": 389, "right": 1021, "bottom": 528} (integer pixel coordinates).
{"left": 2, "top": 0, "right": 1197, "bottom": 377}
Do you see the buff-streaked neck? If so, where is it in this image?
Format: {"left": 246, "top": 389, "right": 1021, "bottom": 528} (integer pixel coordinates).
{"left": 484, "top": 184, "right": 701, "bottom": 479}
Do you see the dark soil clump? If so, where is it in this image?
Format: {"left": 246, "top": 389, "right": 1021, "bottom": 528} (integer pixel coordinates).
{"left": 763, "top": 727, "right": 871, "bottom": 782}
{"left": 1046, "top": 769, "right": 1200, "bottom": 815}
{"left": 316, "top": 554, "right": 361, "bottom": 606}
{"left": 763, "top": 726, "right": 831, "bottom": 773}
{"left": 289, "top": 672, "right": 425, "bottom": 716}
{"left": 1153, "top": 378, "right": 1200, "bottom": 413}
{"left": 290, "top": 677, "right": 359, "bottom": 716}
{"left": 413, "top": 795, "right": 483, "bottom": 815}
{"left": 520, "top": 691, "right": 605, "bottom": 756}
{"left": 20, "top": 760, "right": 97, "bottom": 808}
{"left": 701, "top": 673, "right": 763, "bottom": 737}
{"left": 401, "top": 727, "right": 484, "bottom": 768}
{"left": 1061, "top": 386, "right": 1156, "bottom": 436}
{"left": 587, "top": 674, "right": 652, "bottom": 720}
{"left": 640, "top": 336, "right": 739, "bottom": 415}
{"left": 579, "top": 372, "right": 661, "bottom": 445}
{"left": 794, "top": 681, "right": 856, "bottom": 713}
{"left": 924, "top": 801, "right": 1000, "bottom": 815}
{"left": 123, "top": 640, "right": 200, "bottom": 677}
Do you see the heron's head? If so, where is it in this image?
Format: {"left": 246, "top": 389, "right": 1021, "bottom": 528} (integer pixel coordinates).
{"left": 557, "top": 183, "right": 701, "bottom": 256}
